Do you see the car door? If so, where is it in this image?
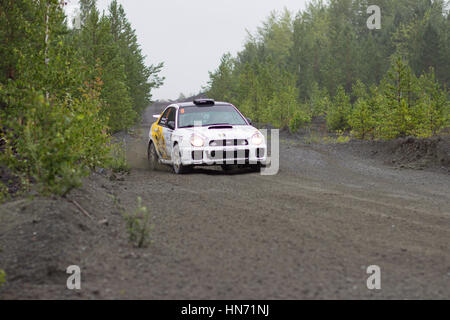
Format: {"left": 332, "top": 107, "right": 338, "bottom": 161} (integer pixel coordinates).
{"left": 153, "top": 107, "right": 171, "bottom": 159}
{"left": 163, "top": 107, "right": 176, "bottom": 158}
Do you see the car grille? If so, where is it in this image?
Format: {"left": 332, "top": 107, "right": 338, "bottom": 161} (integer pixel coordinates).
{"left": 209, "top": 139, "right": 248, "bottom": 147}
{"left": 191, "top": 151, "right": 203, "bottom": 161}
{"left": 206, "top": 149, "right": 250, "bottom": 162}
{"left": 256, "top": 148, "right": 265, "bottom": 158}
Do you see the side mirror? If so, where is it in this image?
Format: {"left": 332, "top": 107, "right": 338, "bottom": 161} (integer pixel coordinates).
{"left": 246, "top": 118, "right": 252, "bottom": 125}
{"left": 167, "top": 121, "right": 175, "bottom": 130}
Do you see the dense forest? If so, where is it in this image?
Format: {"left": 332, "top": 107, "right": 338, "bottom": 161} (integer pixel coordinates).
{"left": 0, "top": 0, "right": 163, "bottom": 196}
{"left": 207, "top": 0, "right": 449, "bottom": 139}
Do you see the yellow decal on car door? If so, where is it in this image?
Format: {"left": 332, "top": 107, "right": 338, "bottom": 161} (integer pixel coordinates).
{"left": 152, "top": 124, "right": 169, "bottom": 159}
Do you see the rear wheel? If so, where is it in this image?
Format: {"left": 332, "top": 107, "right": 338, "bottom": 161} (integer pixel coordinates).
{"left": 172, "top": 144, "right": 190, "bottom": 174}
{"left": 148, "top": 142, "right": 158, "bottom": 170}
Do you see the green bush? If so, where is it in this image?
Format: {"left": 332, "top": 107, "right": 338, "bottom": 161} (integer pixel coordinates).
{"left": 377, "top": 57, "right": 420, "bottom": 139}
{"left": 349, "top": 99, "right": 376, "bottom": 139}
{"left": 0, "top": 82, "right": 111, "bottom": 196}
{"left": 124, "top": 197, "right": 153, "bottom": 248}
{"left": 415, "top": 69, "right": 449, "bottom": 137}
{"left": 306, "top": 82, "right": 330, "bottom": 117}
{"left": 0, "top": 182, "right": 8, "bottom": 204}
{"left": 108, "top": 143, "right": 130, "bottom": 173}
{"left": 0, "top": 269, "right": 5, "bottom": 287}
{"left": 322, "top": 132, "right": 350, "bottom": 144}
{"left": 327, "top": 86, "right": 351, "bottom": 131}
{"left": 289, "top": 109, "right": 311, "bottom": 133}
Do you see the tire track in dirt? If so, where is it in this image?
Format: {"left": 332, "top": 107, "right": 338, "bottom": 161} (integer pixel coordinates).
{"left": 1, "top": 102, "right": 448, "bottom": 299}
{"left": 107, "top": 102, "right": 450, "bottom": 299}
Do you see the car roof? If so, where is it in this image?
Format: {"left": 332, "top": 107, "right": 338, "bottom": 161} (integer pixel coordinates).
{"left": 175, "top": 101, "right": 234, "bottom": 108}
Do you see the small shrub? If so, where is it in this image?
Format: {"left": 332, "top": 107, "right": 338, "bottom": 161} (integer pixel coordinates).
{"left": 302, "top": 133, "right": 324, "bottom": 145}
{"left": 0, "top": 269, "right": 6, "bottom": 287}
{"left": 326, "top": 86, "right": 351, "bottom": 132}
{"left": 124, "top": 197, "right": 153, "bottom": 248}
{"left": 349, "top": 99, "right": 376, "bottom": 139}
{"left": 0, "top": 182, "right": 8, "bottom": 204}
{"left": 323, "top": 132, "right": 350, "bottom": 144}
{"left": 289, "top": 110, "right": 311, "bottom": 133}
{"left": 336, "top": 135, "right": 350, "bottom": 144}
{"left": 108, "top": 143, "right": 130, "bottom": 173}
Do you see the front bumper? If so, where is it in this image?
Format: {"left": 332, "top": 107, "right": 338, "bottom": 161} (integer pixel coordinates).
{"left": 179, "top": 145, "right": 267, "bottom": 166}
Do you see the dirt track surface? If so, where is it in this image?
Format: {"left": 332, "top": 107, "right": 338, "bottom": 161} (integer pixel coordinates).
{"left": 1, "top": 102, "right": 449, "bottom": 299}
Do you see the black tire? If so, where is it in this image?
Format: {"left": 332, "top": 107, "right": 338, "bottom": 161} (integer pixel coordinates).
{"left": 172, "top": 144, "right": 190, "bottom": 174}
{"left": 249, "top": 164, "right": 262, "bottom": 173}
{"left": 221, "top": 164, "right": 233, "bottom": 172}
{"left": 148, "top": 142, "right": 158, "bottom": 171}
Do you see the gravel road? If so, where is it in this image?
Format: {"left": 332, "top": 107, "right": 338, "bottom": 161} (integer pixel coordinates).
{"left": 115, "top": 102, "right": 450, "bottom": 299}
{"left": 1, "top": 102, "right": 449, "bottom": 299}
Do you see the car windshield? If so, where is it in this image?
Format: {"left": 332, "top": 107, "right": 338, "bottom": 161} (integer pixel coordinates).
{"left": 178, "top": 105, "right": 247, "bottom": 128}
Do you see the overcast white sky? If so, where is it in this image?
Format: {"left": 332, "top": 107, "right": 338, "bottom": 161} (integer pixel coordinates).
{"left": 65, "top": 0, "right": 308, "bottom": 100}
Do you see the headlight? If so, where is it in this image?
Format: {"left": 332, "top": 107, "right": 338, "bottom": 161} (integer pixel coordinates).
{"left": 190, "top": 134, "right": 205, "bottom": 147}
{"left": 251, "top": 132, "right": 264, "bottom": 145}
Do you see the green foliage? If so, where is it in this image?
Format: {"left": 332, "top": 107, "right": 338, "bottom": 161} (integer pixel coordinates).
{"left": 0, "top": 269, "right": 5, "bottom": 287}
{"left": 336, "top": 135, "right": 350, "bottom": 144}
{"left": 350, "top": 99, "right": 376, "bottom": 139}
{"left": 206, "top": 1, "right": 449, "bottom": 141}
{"left": 0, "top": 182, "right": 8, "bottom": 204}
{"left": 108, "top": 0, "right": 164, "bottom": 117}
{"left": 392, "top": 2, "right": 450, "bottom": 86}
{"left": 257, "top": 9, "right": 294, "bottom": 67}
{"left": 267, "top": 79, "right": 302, "bottom": 129}
{"left": 322, "top": 131, "right": 351, "bottom": 144}
{"left": 376, "top": 57, "right": 420, "bottom": 139}
{"left": 416, "top": 68, "right": 449, "bottom": 137}
{"left": 0, "top": 0, "right": 162, "bottom": 197}
{"left": 109, "top": 143, "right": 130, "bottom": 173}
{"left": 306, "top": 82, "right": 330, "bottom": 117}
{"left": 326, "top": 86, "right": 351, "bottom": 131}
{"left": 207, "top": 53, "right": 236, "bottom": 103}
{"left": 348, "top": 61, "right": 449, "bottom": 140}
{"left": 78, "top": 6, "right": 137, "bottom": 132}
{"left": 349, "top": 80, "right": 375, "bottom": 139}
{"left": 0, "top": 82, "right": 110, "bottom": 195}
{"left": 289, "top": 109, "right": 311, "bottom": 133}
{"left": 124, "top": 197, "right": 153, "bottom": 248}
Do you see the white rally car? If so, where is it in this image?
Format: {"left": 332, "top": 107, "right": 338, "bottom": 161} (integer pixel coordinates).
{"left": 148, "top": 99, "right": 267, "bottom": 174}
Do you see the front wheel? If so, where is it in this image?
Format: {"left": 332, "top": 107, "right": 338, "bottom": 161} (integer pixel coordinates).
{"left": 221, "top": 164, "right": 233, "bottom": 172}
{"left": 148, "top": 142, "right": 159, "bottom": 170}
{"left": 172, "top": 144, "right": 190, "bottom": 174}
{"left": 249, "top": 164, "right": 262, "bottom": 173}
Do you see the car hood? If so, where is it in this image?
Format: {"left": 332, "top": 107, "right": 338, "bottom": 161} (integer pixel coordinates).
{"left": 177, "top": 125, "right": 261, "bottom": 141}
